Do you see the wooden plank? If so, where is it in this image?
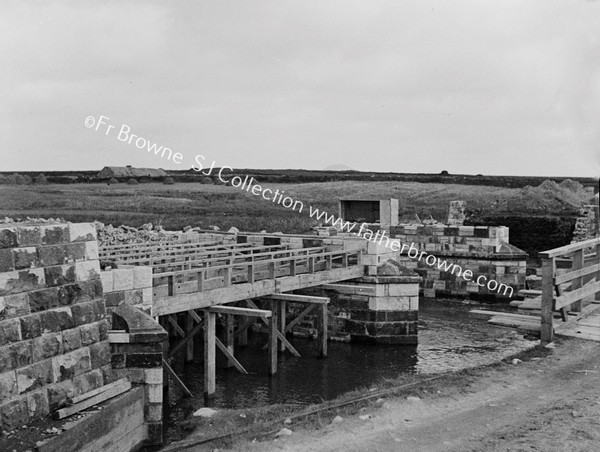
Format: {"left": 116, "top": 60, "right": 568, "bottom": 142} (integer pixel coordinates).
{"left": 225, "top": 314, "right": 234, "bottom": 368}
{"left": 186, "top": 313, "right": 194, "bottom": 361}
{"left": 469, "top": 310, "right": 540, "bottom": 321}
{"left": 517, "top": 289, "right": 542, "bottom": 297}
{"left": 319, "top": 303, "right": 328, "bottom": 358}
{"left": 167, "top": 315, "right": 185, "bottom": 337}
{"left": 279, "top": 301, "right": 286, "bottom": 352}
{"left": 555, "top": 280, "right": 600, "bottom": 310}
{"left": 488, "top": 317, "right": 542, "bottom": 335}
{"left": 203, "top": 311, "right": 216, "bottom": 399}
{"left": 555, "top": 263, "right": 600, "bottom": 285}
{"left": 269, "top": 300, "right": 278, "bottom": 375}
{"left": 206, "top": 305, "right": 272, "bottom": 318}
{"left": 215, "top": 337, "right": 248, "bottom": 374}
{"left": 556, "top": 328, "right": 600, "bottom": 341}
{"left": 188, "top": 310, "right": 202, "bottom": 323}
{"left": 69, "top": 378, "right": 130, "bottom": 405}
{"left": 489, "top": 317, "right": 541, "bottom": 328}
{"left": 153, "top": 266, "right": 364, "bottom": 316}
{"left": 168, "top": 321, "right": 204, "bottom": 359}
{"left": 540, "top": 237, "right": 600, "bottom": 259}
{"left": 54, "top": 380, "right": 132, "bottom": 419}
{"left": 267, "top": 294, "right": 330, "bottom": 304}
{"left": 571, "top": 249, "right": 584, "bottom": 312}
{"left": 540, "top": 257, "right": 555, "bottom": 343}
{"left": 163, "top": 359, "right": 193, "bottom": 397}
{"left": 320, "top": 284, "right": 376, "bottom": 295}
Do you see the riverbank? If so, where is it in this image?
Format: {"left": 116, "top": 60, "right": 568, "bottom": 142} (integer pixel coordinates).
{"left": 167, "top": 337, "right": 600, "bottom": 451}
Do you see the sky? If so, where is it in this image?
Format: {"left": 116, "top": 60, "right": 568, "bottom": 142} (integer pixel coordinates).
{"left": 1, "top": 0, "right": 599, "bottom": 177}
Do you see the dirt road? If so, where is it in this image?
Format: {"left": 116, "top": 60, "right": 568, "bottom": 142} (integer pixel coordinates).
{"left": 230, "top": 338, "right": 600, "bottom": 452}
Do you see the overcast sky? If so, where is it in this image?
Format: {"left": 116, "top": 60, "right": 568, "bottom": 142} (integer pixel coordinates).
{"left": 1, "top": 0, "right": 599, "bottom": 177}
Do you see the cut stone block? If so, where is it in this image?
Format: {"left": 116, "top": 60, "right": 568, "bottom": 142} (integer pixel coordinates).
{"left": 85, "top": 241, "right": 99, "bottom": 260}
{"left": 0, "top": 227, "right": 18, "bottom": 249}
{"left": 12, "top": 247, "right": 38, "bottom": 270}
{"left": 26, "top": 388, "right": 50, "bottom": 419}
{"left": 32, "top": 332, "right": 64, "bottom": 361}
{"left": 112, "top": 269, "right": 134, "bottom": 291}
{"left": 40, "top": 225, "right": 70, "bottom": 245}
{"left": 100, "top": 271, "right": 114, "bottom": 293}
{"left": 16, "top": 359, "right": 53, "bottom": 394}
{"left": 368, "top": 296, "right": 411, "bottom": 311}
{"left": 388, "top": 283, "right": 420, "bottom": 297}
{"left": 133, "top": 266, "right": 152, "bottom": 289}
{"left": 0, "top": 268, "right": 46, "bottom": 296}
{"left": 16, "top": 226, "right": 42, "bottom": 247}
{"left": 68, "top": 223, "right": 97, "bottom": 242}
{"left": 52, "top": 347, "right": 91, "bottom": 382}
{"left": 0, "top": 249, "right": 14, "bottom": 272}
{"left": 0, "top": 318, "right": 22, "bottom": 346}
{"left": 0, "top": 396, "right": 28, "bottom": 430}
{"left": 75, "top": 260, "right": 101, "bottom": 282}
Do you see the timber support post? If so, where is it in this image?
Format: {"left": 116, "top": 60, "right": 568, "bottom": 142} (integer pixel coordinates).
{"left": 203, "top": 311, "right": 216, "bottom": 405}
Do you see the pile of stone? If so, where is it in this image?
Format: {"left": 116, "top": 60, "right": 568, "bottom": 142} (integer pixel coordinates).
{"left": 95, "top": 221, "right": 175, "bottom": 245}
{"left": 0, "top": 216, "right": 64, "bottom": 224}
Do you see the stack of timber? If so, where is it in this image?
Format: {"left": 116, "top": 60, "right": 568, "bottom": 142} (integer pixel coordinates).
{"left": 509, "top": 289, "right": 543, "bottom": 315}
{"left": 53, "top": 378, "right": 131, "bottom": 420}
{"left": 470, "top": 309, "right": 542, "bottom": 335}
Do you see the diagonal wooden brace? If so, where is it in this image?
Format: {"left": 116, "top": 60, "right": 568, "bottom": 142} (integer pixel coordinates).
{"left": 245, "top": 299, "right": 301, "bottom": 357}
{"left": 215, "top": 337, "right": 248, "bottom": 374}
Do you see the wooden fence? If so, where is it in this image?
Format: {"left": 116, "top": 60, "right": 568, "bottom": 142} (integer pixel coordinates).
{"left": 540, "top": 237, "right": 600, "bottom": 342}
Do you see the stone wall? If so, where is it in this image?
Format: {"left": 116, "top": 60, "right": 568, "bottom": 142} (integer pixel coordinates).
{"left": 101, "top": 265, "right": 153, "bottom": 316}
{"left": 360, "top": 223, "right": 527, "bottom": 300}
{"left": 0, "top": 221, "right": 111, "bottom": 432}
{"left": 109, "top": 303, "right": 167, "bottom": 445}
{"left": 572, "top": 203, "right": 599, "bottom": 243}
{"left": 388, "top": 224, "right": 511, "bottom": 256}
{"left": 401, "top": 256, "right": 526, "bottom": 300}
{"left": 447, "top": 201, "right": 466, "bottom": 226}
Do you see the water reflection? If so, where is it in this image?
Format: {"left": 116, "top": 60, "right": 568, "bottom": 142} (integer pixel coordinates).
{"left": 165, "top": 298, "right": 532, "bottom": 435}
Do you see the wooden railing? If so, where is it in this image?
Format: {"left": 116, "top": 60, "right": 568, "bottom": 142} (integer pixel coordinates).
{"left": 540, "top": 237, "right": 600, "bottom": 342}
{"left": 150, "top": 246, "right": 328, "bottom": 274}
{"left": 99, "top": 242, "right": 291, "bottom": 266}
{"left": 153, "top": 248, "right": 362, "bottom": 298}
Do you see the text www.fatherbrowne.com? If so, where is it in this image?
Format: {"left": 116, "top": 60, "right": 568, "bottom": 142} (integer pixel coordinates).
{"left": 85, "top": 114, "right": 514, "bottom": 299}
{"left": 173, "top": 166, "right": 514, "bottom": 299}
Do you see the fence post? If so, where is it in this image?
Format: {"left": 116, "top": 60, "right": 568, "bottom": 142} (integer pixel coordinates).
{"left": 540, "top": 256, "right": 554, "bottom": 343}
{"left": 572, "top": 249, "right": 584, "bottom": 312}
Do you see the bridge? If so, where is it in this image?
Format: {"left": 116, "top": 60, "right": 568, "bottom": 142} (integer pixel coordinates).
{"left": 100, "top": 236, "right": 367, "bottom": 399}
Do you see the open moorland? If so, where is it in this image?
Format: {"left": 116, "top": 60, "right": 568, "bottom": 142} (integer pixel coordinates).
{"left": 0, "top": 178, "right": 593, "bottom": 257}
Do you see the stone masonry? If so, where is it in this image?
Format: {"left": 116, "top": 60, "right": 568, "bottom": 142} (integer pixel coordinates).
{"left": 0, "top": 221, "right": 111, "bottom": 432}
{"left": 101, "top": 265, "right": 153, "bottom": 317}
{"left": 358, "top": 223, "right": 528, "bottom": 301}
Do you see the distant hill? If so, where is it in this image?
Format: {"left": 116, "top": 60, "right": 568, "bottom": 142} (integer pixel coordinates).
{"left": 323, "top": 164, "right": 354, "bottom": 171}
{"left": 0, "top": 168, "right": 597, "bottom": 193}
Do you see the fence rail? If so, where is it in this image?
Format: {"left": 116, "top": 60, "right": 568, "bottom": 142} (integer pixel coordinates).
{"left": 153, "top": 248, "right": 361, "bottom": 298}
{"left": 540, "top": 237, "right": 600, "bottom": 342}
{"left": 100, "top": 242, "right": 293, "bottom": 267}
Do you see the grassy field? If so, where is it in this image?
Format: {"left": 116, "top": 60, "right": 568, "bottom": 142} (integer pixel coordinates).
{"left": 0, "top": 180, "right": 587, "bottom": 229}
{"left": 0, "top": 180, "right": 572, "bottom": 233}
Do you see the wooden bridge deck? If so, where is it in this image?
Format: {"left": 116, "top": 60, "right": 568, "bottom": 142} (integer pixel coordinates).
{"left": 100, "top": 240, "right": 365, "bottom": 316}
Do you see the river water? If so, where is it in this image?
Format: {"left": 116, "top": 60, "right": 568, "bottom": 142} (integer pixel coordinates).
{"left": 164, "top": 298, "right": 534, "bottom": 436}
